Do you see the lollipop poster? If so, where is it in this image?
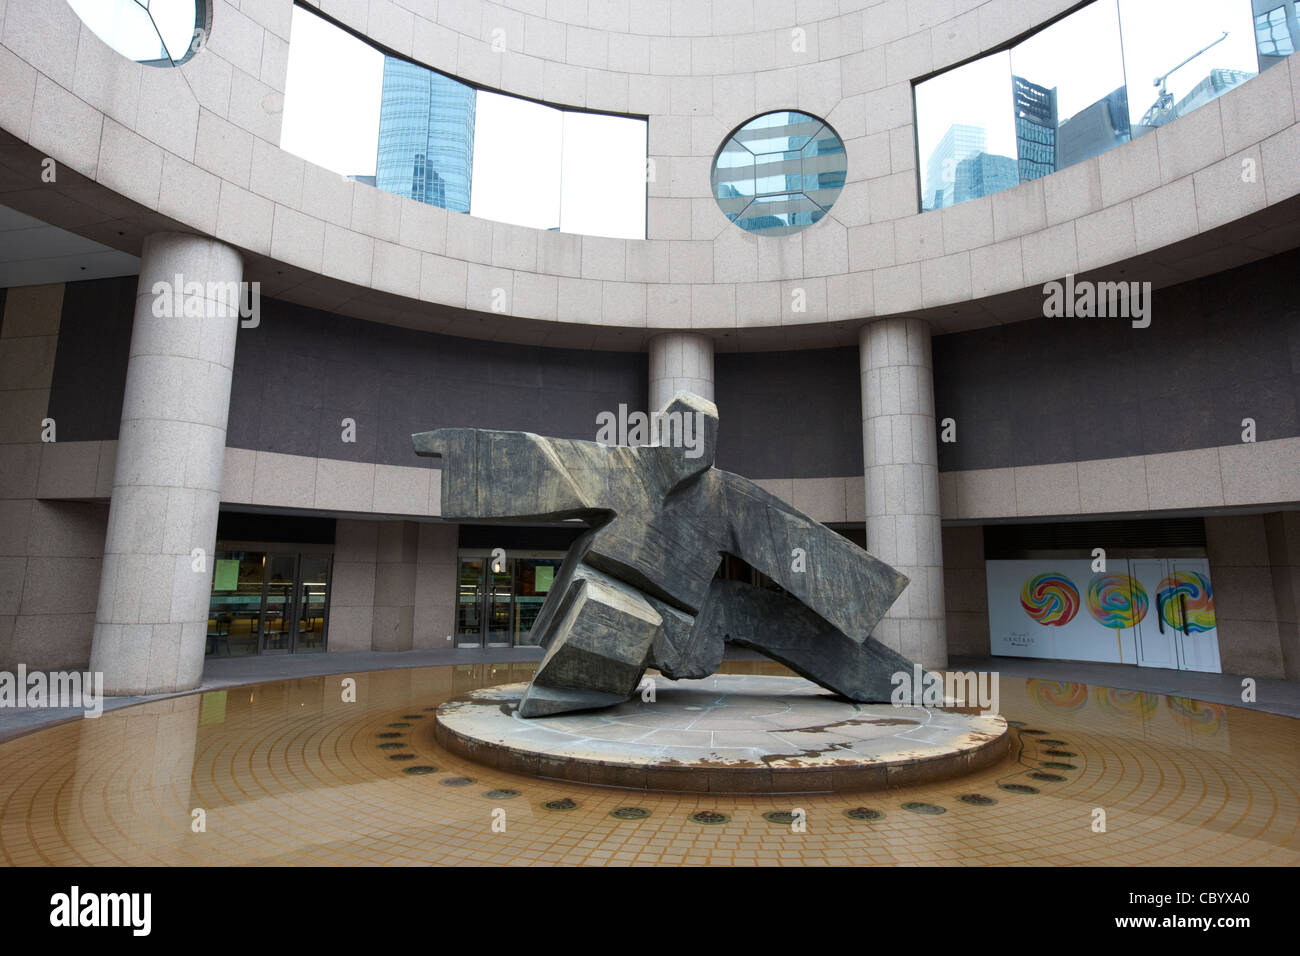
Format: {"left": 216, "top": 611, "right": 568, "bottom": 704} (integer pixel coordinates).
{"left": 986, "top": 558, "right": 1220, "bottom": 672}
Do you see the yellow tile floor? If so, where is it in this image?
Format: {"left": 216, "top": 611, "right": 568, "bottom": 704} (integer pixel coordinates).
{"left": 0, "top": 661, "right": 1296, "bottom": 866}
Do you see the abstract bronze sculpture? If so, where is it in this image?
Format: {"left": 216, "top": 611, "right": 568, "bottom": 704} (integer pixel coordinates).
{"left": 414, "top": 392, "right": 915, "bottom": 717}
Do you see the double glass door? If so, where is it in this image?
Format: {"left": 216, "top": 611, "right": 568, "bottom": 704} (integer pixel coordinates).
{"left": 456, "top": 551, "right": 564, "bottom": 647}
{"left": 207, "top": 550, "right": 332, "bottom": 656}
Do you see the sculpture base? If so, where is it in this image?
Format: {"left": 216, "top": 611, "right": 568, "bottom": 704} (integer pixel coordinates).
{"left": 434, "top": 674, "right": 1009, "bottom": 794}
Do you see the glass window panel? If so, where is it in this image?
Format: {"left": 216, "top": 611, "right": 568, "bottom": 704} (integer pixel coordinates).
{"left": 1254, "top": 3, "right": 1298, "bottom": 64}
{"left": 712, "top": 111, "right": 846, "bottom": 235}
{"left": 68, "top": 0, "right": 202, "bottom": 65}
{"left": 296, "top": 555, "right": 330, "bottom": 653}
{"left": 470, "top": 91, "right": 563, "bottom": 230}
{"left": 1010, "top": 0, "right": 1130, "bottom": 176}
{"left": 558, "top": 111, "right": 648, "bottom": 239}
{"left": 514, "top": 558, "right": 563, "bottom": 646}
{"left": 281, "top": 6, "right": 384, "bottom": 180}
{"left": 375, "top": 58, "right": 477, "bottom": 212}
{"left": 262, "top": 553, "right": 296, "bottom": 652}
{"left": 280, "top": 4, "right": 647, "bottom": 236}
{"left": 457, "top": 558, "right": 484, "bottom": 644}
{"left": 1119, "top": 0, "right": 1259, "bottom": 135}
{"left": 206, "top": 551, "right": 265, "bottom": 658}
{"left": 915, "top": 51, "right": 1016, "bottom": 210}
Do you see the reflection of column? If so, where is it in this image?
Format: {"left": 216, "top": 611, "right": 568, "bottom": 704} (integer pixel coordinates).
{"left": 648, "top": 333, "right": 714, "bottom": 410}
{"left": 90, "top": 234, "right": 243, "bottom": 695}
{"left": 63, "top": 695, "right": 200, "bottom": 864}
{"left": 859, "top": 318, "right": 946, "bottom": 668}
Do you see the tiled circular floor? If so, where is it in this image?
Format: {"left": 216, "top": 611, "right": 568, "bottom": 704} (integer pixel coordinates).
{"left": 0, "top": 661, "right": 1297, "bottom": 866}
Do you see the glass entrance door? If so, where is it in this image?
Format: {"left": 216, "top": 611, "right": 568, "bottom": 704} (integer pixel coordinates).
{"left": 207, "top": 550, "right": 332, "bottom": 657}
{"left": 457, "top": 558, "right": 486, "bottom": 647}
{"left": 455, "top": 551, "right": 565, "bottom": 647}
{"left": 261, "top": 552, "right": 297, "bottom": 654}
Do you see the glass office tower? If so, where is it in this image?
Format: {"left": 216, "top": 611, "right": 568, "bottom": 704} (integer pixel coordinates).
{"left": 375, "top": 56, "right": 476, "bottom": 212}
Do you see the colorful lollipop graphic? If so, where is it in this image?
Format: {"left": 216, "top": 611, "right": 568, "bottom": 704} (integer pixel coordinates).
{"left": 1167, "top": 696, "right": 1225, "bottom": 735}
{"left": 1027, "top": 679, "right": 1088, "bottom": 713}
{"left": 1157, "top": 571, "right": 1216, "bottom": 633}
{"left": 1020, "top": 573, "right": 1080, "bottom": 626}
{"left": 1092, "top": 686, "right": 1158, "bottom": 718}
{"left": 1086, "top": 574, "right": 1148, "bottom": 628}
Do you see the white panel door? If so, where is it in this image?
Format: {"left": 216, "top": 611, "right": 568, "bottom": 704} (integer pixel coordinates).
{"left": 1167, "top": 558, "right": 1222, "bottom": 673}
{"left": 1131, "top": 559, "right": 1178, "bottom": 669}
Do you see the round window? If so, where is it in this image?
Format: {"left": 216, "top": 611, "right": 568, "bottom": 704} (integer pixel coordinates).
{"left": 711, "top": 111, "right": 846, "bottom": 236}
{"left": 67, "top": 0, "right": 209, "bottom": 67}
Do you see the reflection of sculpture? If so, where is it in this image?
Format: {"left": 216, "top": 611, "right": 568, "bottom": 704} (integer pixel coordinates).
{"left": 414, "top": 392, "right": 913, "bottom": 718}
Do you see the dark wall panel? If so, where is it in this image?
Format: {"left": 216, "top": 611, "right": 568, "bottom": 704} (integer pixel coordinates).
{"left": 933, "top": 249, "right": 1300, "bottom": 471}
{"left": 46, "top": 275, "right": 135, "bottom": 441}
{"left": 714, "top": 347, "right": 863, "bottom": 478}
{"left": 226, "top": 299, "right": 647, "bottom": 467}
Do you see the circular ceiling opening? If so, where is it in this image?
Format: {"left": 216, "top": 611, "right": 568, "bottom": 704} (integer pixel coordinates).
{"left": 67, "top": 0, "right": 209, "bottom": 67}
{"left": 711, "top": 110, "right": 847, "bottom": 236}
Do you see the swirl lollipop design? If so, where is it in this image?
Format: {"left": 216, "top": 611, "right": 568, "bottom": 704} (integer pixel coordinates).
{"left": 1027, "top": 679, "right": 1088, "bottom": 712}
{"left": 1086, "top": 574, "right": 1148, "bottom": 629}
{"left": 1020, "top": 573, "right": 1080, "bottom": 626}
{"left": 1092, "top": 686, "right": 1158, "bottom": 718}
{"left": 1157, "top": 571, "right": 1216, "bottom": 633}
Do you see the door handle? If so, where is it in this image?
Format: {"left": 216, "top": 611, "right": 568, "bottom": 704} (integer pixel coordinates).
{"left": 1156, "top": 592, "right": 1165, "bottom": 634}
{"left": 1179, "top": 594, "right": 1189, "bottom": 636}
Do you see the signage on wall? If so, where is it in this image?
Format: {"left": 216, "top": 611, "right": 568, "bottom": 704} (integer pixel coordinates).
{"left": 986, "top": 558, "right": 1221, "bottom": 673}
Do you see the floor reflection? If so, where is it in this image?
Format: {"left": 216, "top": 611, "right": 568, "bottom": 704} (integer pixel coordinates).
{"left": 0, "top": 663, "right": 1295, "bottom": 866}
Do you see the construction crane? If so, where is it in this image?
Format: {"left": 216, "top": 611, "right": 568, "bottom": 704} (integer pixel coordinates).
{"left": 1138, "top": 31, "right": 1229, "bottom": 128}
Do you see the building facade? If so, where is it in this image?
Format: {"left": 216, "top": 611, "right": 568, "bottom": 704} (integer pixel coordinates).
{"left": 0, "top": 0, "right": 1297, "bottom": 695}
{"left": 374, "top": 56, "right": 476, "bottom": 212}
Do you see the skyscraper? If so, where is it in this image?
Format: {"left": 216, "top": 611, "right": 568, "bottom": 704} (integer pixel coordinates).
{"left": 923, "top": 124, "right": 987, "bottom": 210}
{"left": 1013, "top": 76, "right": 1057, "bottom": 182}
{"left": 375, "top": 56, "right": 476, "bottom": 213}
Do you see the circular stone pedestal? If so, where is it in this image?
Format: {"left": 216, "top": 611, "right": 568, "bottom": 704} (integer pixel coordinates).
{"left": 434, "top": 674, "right": 1009, "bottom": 794}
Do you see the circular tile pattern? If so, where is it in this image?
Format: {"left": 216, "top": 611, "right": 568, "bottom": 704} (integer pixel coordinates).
{"left": 843, "top": 807, "right": 885, "bottom": 821}
{"left": 609, "top": 807, "right": 652, "bottom": 820}
{"left": 999, "top": 783, "right": 1040, "bottom": 794}
{"left": 1030, "top": 772, "right": 1067, "bottom": 782}
{"left": 901, "top": 802, "right": 946, "bottom": 815}
{"left": 2, "top": 664, "right": 1296, "bottom": 867}
{"left": 375, "top": 732, "right": 404, "bottom": 739}
{"left": 689, "top": 811, "right": 731, "bottom": 825}
{"left": 387, "top": 753, "right": 415, "bottom": 761}
{"left": 482, "top": 789, "right": 521, "bottom": 800}
{"left": 958, "top": 793, "right": 998, "bottom": 806}
{"left": 440, "top": 777, "right": 476, "bottom": 787}
{"left": 376, "top": 743, "right": 405, "bottom": 751}
{"left": 1041, "top": 761, "right": 1077, "bottom": 770}
{"left": 542, "top": 798, "right": 578, "bottom": 812}
{"left": 1019, "top": 728, "right": 1047, "bottom": 735}
{"left": 1039, "top": 739, "right": 1068, "bottom": 745}
{"left": 402, "top": 765, "right": 438, "bottom": 775}
{"left": 1044, "top": 749, "right": 1077, "bottom": 757}
{"left": 400, "top": 715, "right": 425, "bottom": 720}
{"left": 386, "top": 722, "right": 413, "bottom": 728}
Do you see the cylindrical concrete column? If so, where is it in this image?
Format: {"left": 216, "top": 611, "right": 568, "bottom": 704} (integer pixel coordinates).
{"left": 648, "top": 332, "right": 714, "bottom": 410}
{"left": 90, "top": 233, "right": 243, "bottom": 695}
{"left": 859, "top": 317, "right": 947, "bottom": 669}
